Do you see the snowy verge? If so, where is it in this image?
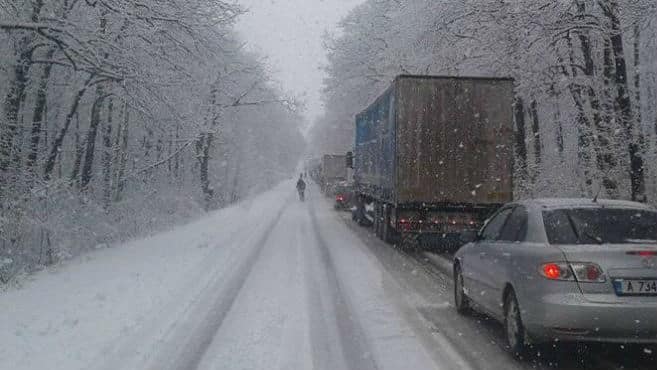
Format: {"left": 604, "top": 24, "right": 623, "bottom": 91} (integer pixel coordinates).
{"left": 0, "top": 181, "right": 294, "bottom": 370}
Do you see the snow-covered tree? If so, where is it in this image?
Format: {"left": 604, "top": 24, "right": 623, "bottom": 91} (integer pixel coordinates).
{"left": 312, "top": 0, "right": 657, "bottom": 201}
{"left": 0, "top": 0, "right": 304, "bottom": 281}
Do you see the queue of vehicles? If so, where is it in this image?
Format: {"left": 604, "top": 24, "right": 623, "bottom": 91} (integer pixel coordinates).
{"left": 310, "top": 74, "right": 657, "bottom": 355}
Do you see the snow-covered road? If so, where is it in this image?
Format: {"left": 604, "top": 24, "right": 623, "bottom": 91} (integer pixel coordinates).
{"left": 1, "top": 182, "right": 437, "bottom": 370}
{"left": 2, "top": 182, "right": 655, "bottom": 370}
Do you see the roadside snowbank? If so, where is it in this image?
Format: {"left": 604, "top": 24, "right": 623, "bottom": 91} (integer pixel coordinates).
{"left": 0, "top": 181, "right": 293, "bottom": 370}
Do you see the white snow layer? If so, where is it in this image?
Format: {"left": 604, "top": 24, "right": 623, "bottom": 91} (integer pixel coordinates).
{"left": 1, "top": 181, "right": 444, "bottom": 370}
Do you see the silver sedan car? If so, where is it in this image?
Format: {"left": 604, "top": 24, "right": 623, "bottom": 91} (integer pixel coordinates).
{"left": 454, "top": 198, "right": 657, "bottom": 355}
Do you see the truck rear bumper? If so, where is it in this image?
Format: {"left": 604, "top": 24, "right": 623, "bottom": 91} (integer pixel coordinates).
{"left": 399, "top": 232, "right": 463, "bottom": 252}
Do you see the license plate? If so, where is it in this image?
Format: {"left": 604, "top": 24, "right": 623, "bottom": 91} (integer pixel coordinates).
{"left": 613, "top": 279, "right": 657, "bottom": 296}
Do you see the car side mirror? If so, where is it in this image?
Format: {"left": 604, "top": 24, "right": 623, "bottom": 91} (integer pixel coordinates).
{"left": 460, "top": 230, "right": 478, "bottom": 244}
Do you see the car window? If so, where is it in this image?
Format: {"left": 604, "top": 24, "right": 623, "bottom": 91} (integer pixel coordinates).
{"left": 542, "top": 210, "right": 577, "bottom": 244}
{"left": 480, "top": 207, "right": 513, "bottom": 241}
{"left": 498, "top": 206, "right": 528, "bottom": 242}
{"left": 543, "top": 208, "right": 657, "bottom": 245}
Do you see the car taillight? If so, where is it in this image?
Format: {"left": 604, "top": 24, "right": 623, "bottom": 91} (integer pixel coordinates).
{"left": 539, "top": 262, "right": 605, "bottom": 283}
{"left": 570, "top": 263, "right": 606, "bottom": 283}
{"left": 540, "top": 263, "right": 573, "bottom": 281}
{"left": 336, "top": 195, "right": 344, "bottom": 201}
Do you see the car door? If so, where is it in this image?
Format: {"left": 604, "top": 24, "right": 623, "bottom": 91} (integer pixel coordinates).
{"left": 478, "top": 206, "right": 529, "bottom": 316}
{"left": 465, "top": 206, "right": 514, "bottom": 309}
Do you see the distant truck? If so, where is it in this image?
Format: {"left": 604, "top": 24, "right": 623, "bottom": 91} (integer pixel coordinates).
{"left": 304, "top": 157, "right": 322, "bottom": 183}
{"left": 352, "top": 75, "right": 515, "bottom": 249}
{"left": 321, "top": 154, "right": 348, "bottom": 194}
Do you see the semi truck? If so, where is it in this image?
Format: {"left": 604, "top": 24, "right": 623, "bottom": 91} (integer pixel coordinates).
{"left": 304, "top": 157, "right": 322, "bottom": 183}
{"left": 321, "top": 154, "right": 348, "bottom": 194}
{"left": 351, "top": 75, "right": 515, "bottom": 249}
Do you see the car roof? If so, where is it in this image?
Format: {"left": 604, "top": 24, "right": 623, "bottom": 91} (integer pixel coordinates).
{"left": 513, "top": 198, "right": 655, "bottom": 211}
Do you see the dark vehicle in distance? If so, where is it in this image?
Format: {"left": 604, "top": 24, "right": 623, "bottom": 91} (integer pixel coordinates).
{"left": 352, "top": 75, "right": 515, "bottom": 249}
{"left": 454, "top": 198, "right": 657, "bottom": 355}
{"left": 333, "top": 183, "right": 354, "bottom": 210}
{"left": 304, "top": 158, "right": 322, "bottom": 184}
{"left": 321, "top": 154, "right": 348, "bottom": 194}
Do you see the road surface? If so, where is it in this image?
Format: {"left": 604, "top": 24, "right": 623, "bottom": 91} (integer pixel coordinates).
{"left": 1, "top": 182, "right": 654, "bottom": 369}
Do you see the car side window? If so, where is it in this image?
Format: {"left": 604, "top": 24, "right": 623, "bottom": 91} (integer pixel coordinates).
{"left": 498, "top": 206, "right": 528, "bottom": 242}
{"left": 480, "top": 207, "right": 513, "bottom": 241}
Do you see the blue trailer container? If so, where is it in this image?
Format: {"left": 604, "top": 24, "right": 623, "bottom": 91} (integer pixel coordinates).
{"left": 353, "top": 75, "right": 515, "bottom": 249}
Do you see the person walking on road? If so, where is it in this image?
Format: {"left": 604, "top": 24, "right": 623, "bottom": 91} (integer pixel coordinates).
{"left": 296, "top": 174, "right": 306, "bottom": 201}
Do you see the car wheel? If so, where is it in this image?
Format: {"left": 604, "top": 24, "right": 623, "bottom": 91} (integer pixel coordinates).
{"left": 454, "top": 264, "right": 471, "bottom": 314}
{"left": 504, "top": 289, "right": 527, "bottom": 357}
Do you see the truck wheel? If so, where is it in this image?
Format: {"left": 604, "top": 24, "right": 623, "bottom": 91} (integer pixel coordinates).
{"left": 374, "top": 203, "right": 383, "bottom": 239}
{"left": 382, "top": 218, "right": 391, "bottom": 244}
{"left": 382, "top": 209, "right": 398, "bottom": 244}
{"left": 372, "top": 205, "right": 378, "bottom": 234}
{"left": 353, "top": 201, "right": 365, "bottom": 226}
{"left": 399, "top": 233, "right": 417, "bottom": 251}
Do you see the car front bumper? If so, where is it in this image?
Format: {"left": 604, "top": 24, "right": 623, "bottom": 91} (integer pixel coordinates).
{"left": 523, "top": 292, "right": 657, "bottom": 344}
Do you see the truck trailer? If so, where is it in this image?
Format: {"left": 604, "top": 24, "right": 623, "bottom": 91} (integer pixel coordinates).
{"left": 321, "top": 154, "right": 348, "bottom": 194}
{"left": 352, "top": 75, "right": 515, "bottom": 249}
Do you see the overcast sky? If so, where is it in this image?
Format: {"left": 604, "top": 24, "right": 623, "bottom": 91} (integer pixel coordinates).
{"left": 235, "top": 0, "right": 363, "bottom": 126}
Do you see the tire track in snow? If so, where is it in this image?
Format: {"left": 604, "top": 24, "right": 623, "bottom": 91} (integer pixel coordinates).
{"left": 146, "top": 201, "right": 290, "bottom": 370}
{"left": 300, "top": 208, "right": 349, "bottom": 370}
{"left": 337, "top": 211, "right": 530, "bottom": 370}
{"left": 335, "top": 211, "right": 657, "bottom": 370}
{"left": 93, "top": 201, "right": 285, "bottom": 370}
{"left": 306, "top": 198, "right": 379, "bottom": 370}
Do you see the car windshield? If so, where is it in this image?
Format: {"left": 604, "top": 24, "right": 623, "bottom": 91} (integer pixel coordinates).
{"left": 543, "top": 208, "right": 657, "bottom": 245}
